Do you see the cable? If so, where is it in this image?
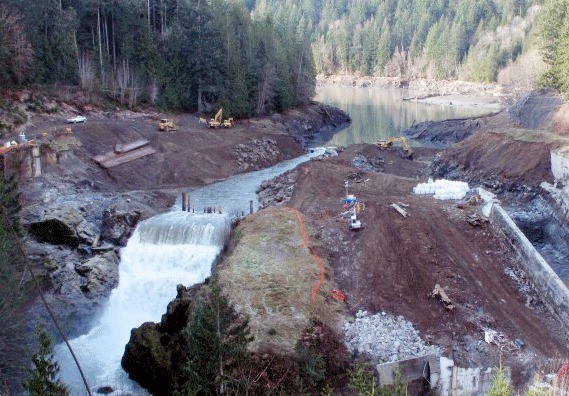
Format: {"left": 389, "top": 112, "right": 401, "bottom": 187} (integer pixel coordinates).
{"left": 0, "top": 206, "right": 93, "bottom": 396}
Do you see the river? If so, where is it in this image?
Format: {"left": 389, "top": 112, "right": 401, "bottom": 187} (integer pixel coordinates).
{"left": 56, "top": 149, "right": 325, "bottom": 395}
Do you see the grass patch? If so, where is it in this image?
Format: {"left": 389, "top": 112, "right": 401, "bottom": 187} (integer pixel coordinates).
{"left": 216, "top": 207, "right": 343, "bottom": 354}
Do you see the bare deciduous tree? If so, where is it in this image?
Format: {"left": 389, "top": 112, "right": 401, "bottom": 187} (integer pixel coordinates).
{"left": 104, "top": 59, "right": 141, "bottom": 108}
{"left": 78, "top": 52, "right": 96, "bottom": 91}
{"left": 256, "top": 63, "right": 277, "bottom": 115}
{"left": 0, "top": 4, "right": 33, "bottom": 85}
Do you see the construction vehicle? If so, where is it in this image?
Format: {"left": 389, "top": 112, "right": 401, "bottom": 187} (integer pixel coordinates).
{"left": 158, "top": 118, "right": 177, "bottom": 131}
{"left": 223, "top": 117, "right": 234, "bottom": 128}
{"left": 376, "top": 136, "right": 414, "bottom": 159}
{"left": 208, "top": 109, "right": 223, "bottom": 128}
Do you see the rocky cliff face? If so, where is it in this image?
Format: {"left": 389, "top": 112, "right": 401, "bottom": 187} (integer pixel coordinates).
{"left": 21, "top": 192, "right": 166, "bottom": 337}
{"left": 121, "top": 283, "right": 208, "bottom": 396}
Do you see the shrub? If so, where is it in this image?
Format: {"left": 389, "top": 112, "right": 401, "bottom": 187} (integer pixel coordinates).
{"left": 487, "top": 363, "right": 513, "bottom": 396}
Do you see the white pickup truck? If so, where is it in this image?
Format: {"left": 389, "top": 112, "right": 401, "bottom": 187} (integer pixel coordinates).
{"left": 67, "top": 115, "right": 87, "bottom": 124}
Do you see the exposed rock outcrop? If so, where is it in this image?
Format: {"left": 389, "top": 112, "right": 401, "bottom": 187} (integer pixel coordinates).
{"left": 21, "top": 193, "right": 162, "bottom": 337}
{"left": 122, "top": 284, "right": 207, "bottom": 396}
{"left": 101, "top": 201, "right": 146, "bottom": 246}
{"left": 26, "top": 204, "right": 96, "bottom": 247}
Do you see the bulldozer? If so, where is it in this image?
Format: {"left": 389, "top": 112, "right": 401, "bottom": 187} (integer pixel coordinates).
{"left": 223, "top": 117, "right": 234, "bottom": 128}
{"left": 158, "top": 118, "right": 177, "bottom": 131}
{"left": 376, "top": 136, "right": 414, "bottom": 159}
{"left": 208, "top": 109, "right": 223, "bottom": 128}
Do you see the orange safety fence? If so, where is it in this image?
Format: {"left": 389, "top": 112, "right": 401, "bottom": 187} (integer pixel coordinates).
{"left": 286, "top": 207, "right": 326, "bottom": 304}
{"left": 558, "top": 363, "right": 569, "bottom": 379}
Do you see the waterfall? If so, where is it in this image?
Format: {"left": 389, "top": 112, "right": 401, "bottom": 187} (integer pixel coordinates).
{"left": 56, "top": 212, "right": 230, "bottom": 394}
{"left": 56, "top": 148, "right": 325, "bottom": 394}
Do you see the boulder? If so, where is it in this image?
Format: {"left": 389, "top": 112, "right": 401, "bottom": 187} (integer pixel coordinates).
{"left": 122, "top": 284, "right": 207, "bottom": 396}
{"left": 25, "top": 204, "right": 98, "bottom": 247}
{"left": 101, "top": 203, "right": 144, "bottom": 246}
{"left": 75, "top": 250, "right": 119, "bottom": 295}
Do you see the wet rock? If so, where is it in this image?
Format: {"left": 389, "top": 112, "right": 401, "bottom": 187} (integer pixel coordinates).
{"left": 96, "top": 386, "right": 113, "bottom": 394}
{"left": 122, "top": 284, "right": 208, "bottom": 396}
{"left": 101, "top": 203, "right": 144, "bottom": 246}
{"left": 258, "top": 169, "right": 299, "bottom": 208}
{"left": 75, "top": 250, "right": 119, "bottom": 295}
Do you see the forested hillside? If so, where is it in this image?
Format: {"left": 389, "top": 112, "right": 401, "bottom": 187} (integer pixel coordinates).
{"left": 1, "top": 0, "right": 567, "bottom": 114}
{"left": 262, "top": 0, "right": 543, "bottom": 83}
{"left": 0, "top": 0, "right": 314, "bottom": 115}
{"left": 538, "top": 0, "right": 569, "bottom": 96}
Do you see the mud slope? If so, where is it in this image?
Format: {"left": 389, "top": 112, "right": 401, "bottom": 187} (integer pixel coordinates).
{"left": 286, "top": 145, "right": 568, "bottom": 382}
{"left": 25, "top": 103, "right": 348, "bottom": 191}
{"left": 432, "top": 132, "right": 554, "bottom": 193}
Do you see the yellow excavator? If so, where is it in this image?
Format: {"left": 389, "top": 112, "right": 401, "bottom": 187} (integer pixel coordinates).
{"left": 208, "top": 109, "right": 223, "bottom": 128}
{"left": 376, "top": 136, "right": 414, "bottom": 159}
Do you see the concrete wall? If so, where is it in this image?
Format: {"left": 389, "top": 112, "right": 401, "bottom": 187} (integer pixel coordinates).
{"left": 551, "top": 147, "right": 569, "bottom": 184}
{"left": 490, "top": 204, "right": 569, "bottom": 328}
{"left": 375, "top": 355, "right": 508, "bottom": 396}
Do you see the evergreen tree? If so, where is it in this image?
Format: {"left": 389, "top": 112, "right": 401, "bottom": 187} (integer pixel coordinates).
{"left": 0, "top": 170, "right": 29, "bottom": 391}
{"left": 177, "top": 286, "right": 253, "bottom": 396}
{"left": 22, "top": 326, "right": 69, "bottom": 396}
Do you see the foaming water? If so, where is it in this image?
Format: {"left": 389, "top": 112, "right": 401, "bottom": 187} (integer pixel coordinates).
{"left": 56, "top": 148, "right": 325, "bottom": 394}
{"left": 56, "top": 213, "right": 230, "bottom": 394}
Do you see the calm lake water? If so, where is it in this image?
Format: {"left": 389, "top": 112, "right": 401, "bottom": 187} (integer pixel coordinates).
{"left": 314, "top": 85, "right": 497, "bottom": 146}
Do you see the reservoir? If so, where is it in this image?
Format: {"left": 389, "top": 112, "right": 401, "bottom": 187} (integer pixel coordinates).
{"left": 315, "top": 85, "right": 498, "bottom": 146}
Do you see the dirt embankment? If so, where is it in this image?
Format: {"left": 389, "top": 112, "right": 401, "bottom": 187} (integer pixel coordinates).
{"left": 255, "top": 89, "right": 569, "bottom": 388}
{"left": 283, "top": 145, "right": 568, "bottom": 385}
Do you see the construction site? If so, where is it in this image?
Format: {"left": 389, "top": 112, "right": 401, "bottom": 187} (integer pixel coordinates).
{"left": 2, "top": 89, "right": 569, "bottom": 394}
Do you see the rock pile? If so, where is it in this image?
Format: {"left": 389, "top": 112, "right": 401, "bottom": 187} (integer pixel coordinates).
{"left": 257, "top": 169, "right": 298, "bottom": 208}
{"left": 343, "top": 310, "right": 440, "bottom": 363}
{"left": 233, "top": 137, "right": 280, "bottom": 171}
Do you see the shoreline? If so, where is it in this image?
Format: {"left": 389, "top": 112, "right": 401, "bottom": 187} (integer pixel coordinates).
{"left": 316, "top": 74, "right": 508, "bottom": 110}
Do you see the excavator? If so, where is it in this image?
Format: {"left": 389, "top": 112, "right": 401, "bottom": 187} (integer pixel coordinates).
{"left": 208, "top": 109, "right": 223, "bottom": 128}
{"left": 207, "top": 109, "right": 234, "bottom": 128}
{"left": 376, "top": 136, "right": 414, "bottom": 159}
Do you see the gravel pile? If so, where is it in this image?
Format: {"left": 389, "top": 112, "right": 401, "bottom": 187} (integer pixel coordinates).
{"left": 343, "top": 310, "right": 440, "bottom": 363}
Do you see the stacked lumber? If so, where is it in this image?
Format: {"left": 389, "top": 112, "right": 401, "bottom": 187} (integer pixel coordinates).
{"left": 93, "top": 139, "right": 156, "bottom": 168}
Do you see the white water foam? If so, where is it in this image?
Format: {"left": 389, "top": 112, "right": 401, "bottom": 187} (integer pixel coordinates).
{"left": 56, "top": 212, "right": 229, "bottom": 394}
{"left": 56, "top": 147, "right": 326, "bottom": 394}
